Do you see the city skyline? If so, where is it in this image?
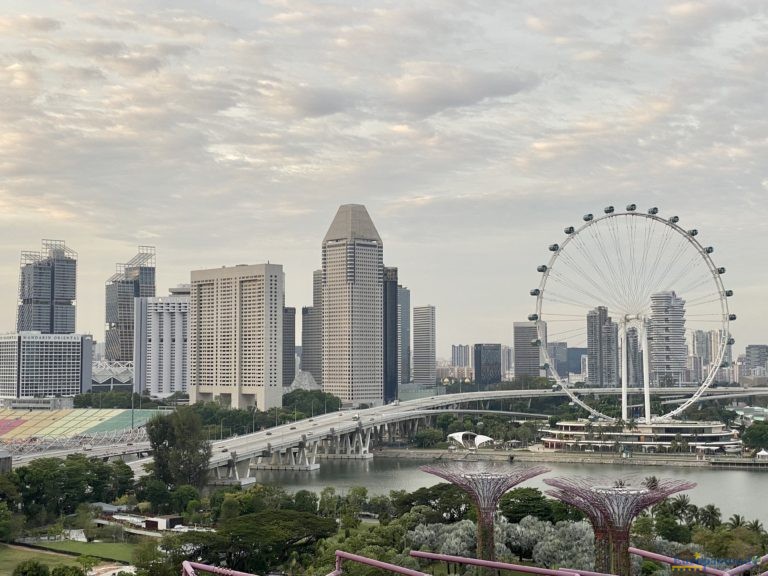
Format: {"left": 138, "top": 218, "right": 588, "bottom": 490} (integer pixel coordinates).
{"left": 1, "top": 2, "right": 767, "bottom": 356}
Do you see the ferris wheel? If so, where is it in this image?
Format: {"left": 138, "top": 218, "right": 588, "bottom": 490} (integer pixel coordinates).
{"left": 530, "top": 204, "right": 735, "bottom": 423}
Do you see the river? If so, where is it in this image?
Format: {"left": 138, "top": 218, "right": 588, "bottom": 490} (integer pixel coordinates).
{"left": 248, "top": 458, "right": 767, "bottom": 520}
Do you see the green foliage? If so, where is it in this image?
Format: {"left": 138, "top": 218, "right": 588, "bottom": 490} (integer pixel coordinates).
{"left": 50, "top": 568, "right": 84, "bottom": 576}
{"left": 692, "top": 525, "right": 765, "bottom": 560}
{"left": 11, "top": 456, "right": 133, "bottom": 525}
{"left": 12, "top": 561, "right": 50, "bottom": 576}
{"left": 655, "top": 514, "right": 691, "bottom": 543}
{"left": 147, "top": 407, "right": 211, "bottom": 489}
{"left": 500, "top": 488, "right": 553, "bottom": 524}
{"left": 74, "top": 391, "right": 165, "bottom": 409}
{"left": 742, "top": 421, "right": 768, "bottom": 450}
{"left": 413, "top": 427, "right": 443, "bottom": 448}
{"left": 391, "top": 483, "right": 472, "bottom": 523}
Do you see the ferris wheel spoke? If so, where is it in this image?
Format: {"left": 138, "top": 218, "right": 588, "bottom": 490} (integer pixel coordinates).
{"left": 586, "top": 221, "right": 632, "bottom": 308}
{"left": 548, "top": 271, "right": 625, "bottom": 312}
{"left": 553, "top": 254, "right": 625, "bottom": 311}
{"left": 653, "top": 242, "right": 704, "bottom": 295}
{"left": 644, "top": 234, "right": 692, "bottom": 297}
{"left": 607, "top": 217, "right": 636, "bottom": 310}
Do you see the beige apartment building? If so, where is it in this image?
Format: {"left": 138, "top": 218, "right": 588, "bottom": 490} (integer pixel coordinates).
{"left": 189, "top": 263, "right": 283, "bottom": 410}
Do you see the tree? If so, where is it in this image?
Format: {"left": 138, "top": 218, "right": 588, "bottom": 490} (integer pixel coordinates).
{"left": 76, "top": 556, "right": 99, "bottom": 576}
{"left": 0, "top": 501, "right": 22, "bottom": 542}
{"left": 171, "top": 485, "right": 200, "bottom": 514}
{"left": 505, "top": 515, "right": 553, "bottom": 560}
{"left": 413, "top": 427, "right": 443, "bottom": 448}
{"left": 696, "top": 504, "right": 721, "bottom": 530}
{"left": 147, "top": 407, "right": 211, "bottom": 489}
{"left": 499, "top": 488, "right": 553, "bottom": 524}
{"left": 51, "top": 568, "right": 85, "bottom": 576}
{"left": 533, "top": 520, "right": 594, "bottom": 571}
{"left": 726, "top": 514, "right": 746, "bottom": 529}
{"left": 391, "top": 483, "right": 472, "bottom": 524}
{"left": 12, "top": 561, "right": 49, "bottom": 576}
{"left": 742, "top": 422, "right": 768, "bottom": 450}
{"left": 293, "top": 490, "right": 319, "bottom": 514}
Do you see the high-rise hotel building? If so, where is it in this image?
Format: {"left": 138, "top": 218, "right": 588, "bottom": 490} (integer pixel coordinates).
{"left": 17, "top": 240, "right": 77, "bottom": 334}
{"left": 322, "top": 204, "right": 384, "bottom": 406}
{"left": 0, "top": 332, "right": 93, "bottom": 398}
{"left": 189, "top": 263, "right": 283, "bottom": 410}
{"left": 649, "top": 291, "right": 687, "bottom": 385}
{"left": 134, "top": 285, "right": 189, "bottom": 397}
{"left": 105, "top": 247, "right": 156, "bottom": 362}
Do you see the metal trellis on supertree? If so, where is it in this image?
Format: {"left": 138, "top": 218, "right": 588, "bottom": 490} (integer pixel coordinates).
{"left": 420, "top": 461, "right": 550, "bottom": 562}
{"left": 544, "top": 477, "right": 696, "bottom": 576}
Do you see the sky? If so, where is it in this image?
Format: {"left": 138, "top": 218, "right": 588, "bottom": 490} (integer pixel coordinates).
{"left": 0, "top": 0, "right": 766, "bottom": 359}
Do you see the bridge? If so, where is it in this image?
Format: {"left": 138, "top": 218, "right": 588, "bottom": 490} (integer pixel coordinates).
{"left": 124, "top": 386, "right": 767, "bottom": 482}
{"left": 10, "top": 386, "right": 767, "bottom": 476}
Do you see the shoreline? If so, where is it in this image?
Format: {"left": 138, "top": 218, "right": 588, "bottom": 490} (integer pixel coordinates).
{"left": 374, "top": 448, "right": 766, "bottom": 469}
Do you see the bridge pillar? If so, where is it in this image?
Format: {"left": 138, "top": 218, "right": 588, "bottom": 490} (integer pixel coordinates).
{"left": 316, "top": 426, "right": 373, "bottom": 460}
{"left": 249, "top": 441, "right": 320, "bottom": 471}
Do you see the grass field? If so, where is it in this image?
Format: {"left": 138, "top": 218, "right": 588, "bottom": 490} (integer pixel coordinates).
{"left": 36, "top": 541, "right": 137, "bottom": 563}
{"left": 0, "top": 544, "right": 78, "bottom": 576}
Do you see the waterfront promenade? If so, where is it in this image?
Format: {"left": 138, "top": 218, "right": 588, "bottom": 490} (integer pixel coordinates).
{"left": 374, "top": 448, "right": 768, "bottom": 470}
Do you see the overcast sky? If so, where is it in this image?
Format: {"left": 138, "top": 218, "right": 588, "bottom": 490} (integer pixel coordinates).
{"left": 1, "top": 0, "right": 766, "bottom": 358}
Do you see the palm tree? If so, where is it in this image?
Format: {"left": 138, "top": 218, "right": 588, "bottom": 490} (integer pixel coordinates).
{"left": 697, "top": 504, "right": 721, "bottom": 530}
{"left": 669, "top": 495, "right": 692, "bottom": 522}
{"left": 746, "top": 519, "right": 765, "bottom": 535}
{"left": 643, "top": 476, "right": 659, "bottom": 491}
{"left": 726, "top": 514, "right": 746, "bottom": 529}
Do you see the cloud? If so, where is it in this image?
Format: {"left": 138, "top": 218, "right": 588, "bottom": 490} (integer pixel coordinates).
{"left": 390, "top": 63, "right": 538, "bottom": 117}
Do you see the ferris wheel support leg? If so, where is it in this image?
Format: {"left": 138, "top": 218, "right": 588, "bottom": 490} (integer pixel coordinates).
{"left": 621, "top": 322, "right": 628, "bottom": 422}
{"left": 642, "top": 324, "right": 652, "bottom": 423}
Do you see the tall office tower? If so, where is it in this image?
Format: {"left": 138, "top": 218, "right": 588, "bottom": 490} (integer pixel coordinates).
{"left": 648, "top": 291, "right": 687, "bottom": 385}
{"left": 501, "top": 345, "right": 514, "bottom": 380}
{"left": 692, "top": 330, "right": 712, "bottom": 368}
{"left": 301, "top": 270, "right": 323, "bottom": 386}
{"left": 383, "top": 267, "right": 400, "bottom": 402}
{"left": 513, "top": 321, "right": 545, "bottom": 378}
{"left": 189, "top": 263, "right": 283, "bottom": 410}
{"left": 397, "top": 285, "right": 411, "bottom": 386}
{"left": 105, "top": 247, "right": 156, "bottom": 362}
{"left": 586, "top": 306, "right": 619, "bottom": 387}
{"left": 474, "top": 343, "right": 502, "bottom": 388}
{"left": 322, "top": 204, "right": 384, "bottom": 406}
{"left": 625, "top": 327, "right": 643, "bottom": 387}
{"left": 134, "top": 285, "right": 189, "bottom": 397}
{"left": 745, "top": 345, "right": 768, "bottom": 372}
{"left": 546, "top": 342, "right": 568, "bottom": 378}
{"left": 283, "top": 307, "right": 296, "bottom": 386}
{"left": 17, "top": 240, "right": 77, "bottom": 334}
{"left": 0, "top": 332, "right": 93, "bottom": 398}
{"left": 413, "top": 305, "right": 436, "bottom": 387}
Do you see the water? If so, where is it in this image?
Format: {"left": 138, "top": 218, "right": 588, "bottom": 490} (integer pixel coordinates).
{"left": 249, "top": 458, "right": 768, "bottom": 520}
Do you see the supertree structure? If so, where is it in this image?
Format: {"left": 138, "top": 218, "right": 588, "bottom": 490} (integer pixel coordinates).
{"left": 544, "top": 477, "right": 696, "bottom": 576}
{"left": 420, "top": 461, "right": 550, "bottom": 562}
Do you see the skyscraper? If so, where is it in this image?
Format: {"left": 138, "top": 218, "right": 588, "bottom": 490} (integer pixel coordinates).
{"left": 648, "top": 291, "right": 687, "bottom": 385}
{"left": 546, "top": 341, "right": 568, "bottom": 378}
{"left": 283, "top": 307, "right": 296, "bottom": 386}
{"left": 501, "top": 345, "right": 514, "bottom": 380}
{"left": 413, "top": 305, "right": 436, "bottom": 387}
{"left": 692, "top": 330, "right": 712, "bottom": 368}
{"left": 586, "top": 306, "right": 619, "bottom": 387}
{"left": 322, "top": 204, "right": 384, "bottom": 406}
{"left": 474, "top": 343, "right": 502, "bottom": 388}
{"left": 301, "top": 270, "right": 323, "bottom": 386}
{"left": 513, "top": 321, "right": 545, "bottom": 378}
{"left": 626, "top": 327, "right": 643, "bottom": 387}
{"left": 397, "top": 285, "right": 411, "bottom": 386}
{"left": 134, "top": 285, "right": 189, "bottom": 397}
{"left": 189, "top": 263, "right": 283, "bottom": 410}
{"left": 383, "top": 267, "right": 399, "bottom": 402}
{"left": 105, "top": 247, "right": 156, "bottom": 361}
{"left": 745, "top": 345, "right": 768, "bottom": 372}
{"left": 17, "top": 240, "right": 77, "bottom": 334}
{"left": 452, "top": 345, "right": 472, "bottom": 367}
